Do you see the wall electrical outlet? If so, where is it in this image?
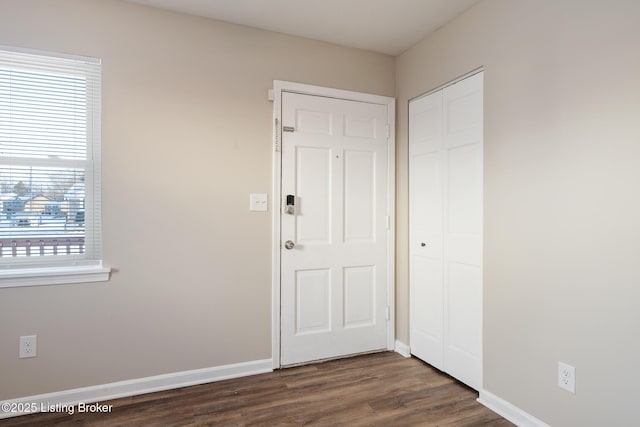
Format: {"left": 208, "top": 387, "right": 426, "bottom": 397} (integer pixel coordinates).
{"left": 19, "top": 335, "right": 37, "bottom": 358}
{"left": 558, "top": 361, "right": 575, "bottom": 393}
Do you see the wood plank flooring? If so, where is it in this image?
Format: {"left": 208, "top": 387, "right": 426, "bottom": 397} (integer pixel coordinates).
{"left": 1, "top": 352, "right": 513, "bottom": 426}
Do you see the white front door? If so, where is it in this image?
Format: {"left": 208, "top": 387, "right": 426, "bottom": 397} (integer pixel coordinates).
{"left": 409, "top": 71, "right": 483, "bottom": 390}
{"left": 280, "top": 91, "right": 391, "bottom": 366}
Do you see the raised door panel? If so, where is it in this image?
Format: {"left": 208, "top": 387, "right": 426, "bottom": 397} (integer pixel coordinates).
{"left": 296, "top": 269, "right": 331, "bottom": 335}
{"left": 447, "top": 143, "right": 482, "bottom": 265}
{"left": 409, "top": 91, "right": 442, "bottom": 154}
{"left": 295, "top": 146, "right": 332, "bottom": 245}
{"left": 410, "top": 152, "right": 443, "bottom": 259}
{"left": 410, "top": 256, "right": 444, "bottom": 369}
{"left": 344, "top": 150, "right": 376, "bottom": 243}
{"left": 343, "top": 266, "right": 376, "bottom": 329}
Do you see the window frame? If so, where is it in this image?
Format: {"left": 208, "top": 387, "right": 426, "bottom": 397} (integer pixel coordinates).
{"left": 0, "top": 45, "right": 109, "bottom": 288}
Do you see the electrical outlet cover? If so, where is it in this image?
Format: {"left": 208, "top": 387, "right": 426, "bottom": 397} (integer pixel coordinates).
{"left": 19, "top": 335, "right": 37, "bottom": 359}
{"left": 558, "top": 361, "right": 575, "bottom": 393}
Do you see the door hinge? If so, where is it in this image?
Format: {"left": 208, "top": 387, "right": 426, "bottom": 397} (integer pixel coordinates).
{"left": 274, "top": 118, "right": 281, "bottom": 152}
{"left": 283, "top": 126, "right": 295, "bottom": 133}
{"left": 386, "top": 215, "right": 391, "bottom": 230}
{"left": 385, "top": 306, "right": 391, "bottom": 320}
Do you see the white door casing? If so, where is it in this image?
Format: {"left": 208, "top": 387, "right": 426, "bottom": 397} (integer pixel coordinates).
{"left": 272, "top": 82, "right": 395, "bottom": 368}
{"left": 409, "top": 71, "right": 483, "bottom": 390}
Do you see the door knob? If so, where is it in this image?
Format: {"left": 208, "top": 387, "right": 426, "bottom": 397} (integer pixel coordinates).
{"left": 284, "top": 240, "right": 295, "bottom": 250}
{"left": 420, "top": 242, "right": 426, "bottom": 247}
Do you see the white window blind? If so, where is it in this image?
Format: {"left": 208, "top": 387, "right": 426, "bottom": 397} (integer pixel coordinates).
{"left": 0, "top": 46, "right": 102, "bottom": 268}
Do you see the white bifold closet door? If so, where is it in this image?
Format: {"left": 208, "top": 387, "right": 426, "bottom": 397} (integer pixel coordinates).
{"left": 409, "top": 71, "right": 483, "bottom": 390}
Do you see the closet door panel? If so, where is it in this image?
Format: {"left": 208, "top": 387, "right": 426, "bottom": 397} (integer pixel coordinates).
{"left": 442, "top": 72, "right": 483, "bottom": 390}
{"left": 409, "top": 90, "right": 444, "bottom": 368}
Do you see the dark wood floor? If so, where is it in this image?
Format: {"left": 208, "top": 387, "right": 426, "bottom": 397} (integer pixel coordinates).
{"left": 1, "top": 352, "right": 513, "bottom": 426}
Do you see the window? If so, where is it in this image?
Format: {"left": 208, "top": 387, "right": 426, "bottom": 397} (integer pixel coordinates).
{"left": 0, "top": 46, "right": 108, "bottom": 287}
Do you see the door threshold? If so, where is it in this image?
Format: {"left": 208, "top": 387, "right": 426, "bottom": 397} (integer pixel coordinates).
{"left": 279, "top": 349, "right": 389, "bottom": 369}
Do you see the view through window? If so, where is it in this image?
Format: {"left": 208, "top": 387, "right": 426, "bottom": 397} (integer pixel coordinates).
{"left": 0, "top": 47, "right": 101, "bottom": 264}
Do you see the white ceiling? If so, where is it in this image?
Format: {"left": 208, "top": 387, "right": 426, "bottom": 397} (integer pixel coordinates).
{"left": 126, "top": 0, "right": 480, "bottom": 55}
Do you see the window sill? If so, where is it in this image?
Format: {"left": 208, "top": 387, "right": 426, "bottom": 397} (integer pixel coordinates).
{"left": 0, "top": 264, "right": 111, "bottom": 288}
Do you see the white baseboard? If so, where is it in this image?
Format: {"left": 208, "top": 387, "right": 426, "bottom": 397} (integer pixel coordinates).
{"left": 0, "top": 358, "right": 272, "bottom": 419}
{"left": 478, "top": 390, "right": 551, "bottom": 427}
{"left": 394, "top": 340, "right": 411, "bottom": 358}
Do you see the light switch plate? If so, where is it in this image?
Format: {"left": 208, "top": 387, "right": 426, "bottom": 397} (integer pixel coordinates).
{"left": 250, "top": 193, "right": 268, "bottom": 212}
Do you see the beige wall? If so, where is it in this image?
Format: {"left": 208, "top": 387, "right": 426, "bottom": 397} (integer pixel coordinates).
{"left": 397, "top": 0, "right": 640, "bottom": 425}
{"left": 3, "top": 0, "right": 640, "bottom": 425}
{"left": 0, "top": 0, "right": 394, "bottom": 399}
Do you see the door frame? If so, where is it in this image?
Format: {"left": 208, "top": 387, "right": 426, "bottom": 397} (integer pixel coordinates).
{"left": 271, "top": 80, "right": 396, "bottom": 369}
